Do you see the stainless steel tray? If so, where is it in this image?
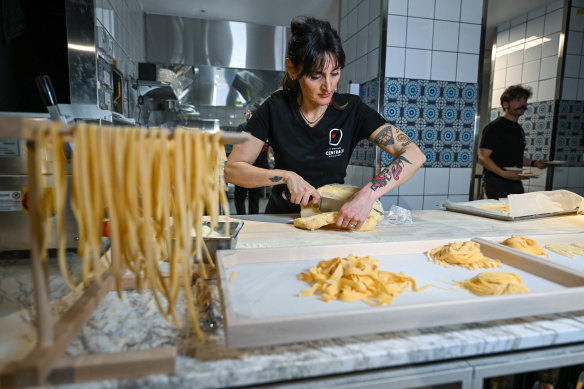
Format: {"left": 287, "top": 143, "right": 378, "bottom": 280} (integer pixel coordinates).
{"left": 443, "top": 201, "right": 578, "bottom": 221}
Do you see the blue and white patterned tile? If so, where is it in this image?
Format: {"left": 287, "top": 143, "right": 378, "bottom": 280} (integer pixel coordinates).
{"left": 556, "top": 100, "right": 584, "bottom": 166}
{"left": 381, "top": 78, "right": 478, "bottom": 169}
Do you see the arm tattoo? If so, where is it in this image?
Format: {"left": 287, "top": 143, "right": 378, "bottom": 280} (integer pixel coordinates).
{"left": 370, "top": 151, "right": 412, "bottom": 191}
{"left": 396, "top": 132, "right": 412, "bottom": 147}
{"left": 373, "top": 125, "right": 395, "bottom": 146}
{"left": 269, "top": 176, "right": 283, "bottom": 183}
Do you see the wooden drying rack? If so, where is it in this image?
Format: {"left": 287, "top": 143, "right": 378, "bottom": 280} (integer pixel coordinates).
{"left": 0, "top": 117, "right": 248, "bottom": 387}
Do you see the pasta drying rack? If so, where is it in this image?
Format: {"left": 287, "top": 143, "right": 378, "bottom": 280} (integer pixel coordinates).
{"left": 0, "top": 117, "right": 248, "bottom": 387}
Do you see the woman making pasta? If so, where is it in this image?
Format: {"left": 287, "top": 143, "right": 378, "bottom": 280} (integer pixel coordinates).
{"left": 224, "top": 16, "right": 425, "bottom": 230}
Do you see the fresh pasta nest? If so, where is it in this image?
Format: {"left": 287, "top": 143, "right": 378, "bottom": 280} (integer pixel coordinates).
{"left": 298, "top": 254, "right": 429, "bottom": 306}
{"left": 426, "top": 241, "right": 501, "bottom": 270}
{"left": 500, "top": 236, "right": 548, "bottom": 257}
{"left": 456, "top": 272, "right": 529, "bottom": 296}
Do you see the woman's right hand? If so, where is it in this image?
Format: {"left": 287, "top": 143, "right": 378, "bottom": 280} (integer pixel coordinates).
{"left": 284, "top": 172, "right": 320, "bottom": 207}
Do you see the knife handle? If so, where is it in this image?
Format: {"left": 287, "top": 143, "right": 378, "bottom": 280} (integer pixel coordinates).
{"left": 282, "top": 189, "right": 315, "bottom": 202}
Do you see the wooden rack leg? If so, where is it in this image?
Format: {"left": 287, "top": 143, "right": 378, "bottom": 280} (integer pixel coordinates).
{"left": 26, "top": 140, "right": 53, "bottom": 348}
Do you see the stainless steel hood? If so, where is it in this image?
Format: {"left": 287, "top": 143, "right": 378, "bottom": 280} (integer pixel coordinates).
{"left": 144, "top": 15, "right": 287, "bottom": 107}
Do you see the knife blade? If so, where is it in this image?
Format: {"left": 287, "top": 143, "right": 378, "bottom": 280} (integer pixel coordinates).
{"left": 282, "top": 190, "right": 344, "bottom": 212}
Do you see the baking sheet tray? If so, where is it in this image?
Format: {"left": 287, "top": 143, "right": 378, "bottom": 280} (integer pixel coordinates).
{"left": 443, "top": 200, "right": 577, "bottom": 221}
{"left": 478, "top": 233, "right": 584, "bottom": 274}
{"left": 216, "top": 238, "right": 584, "bottom": 349}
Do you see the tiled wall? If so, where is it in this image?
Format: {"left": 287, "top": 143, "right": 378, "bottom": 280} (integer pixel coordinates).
{"left": 95, "top": 0, "right": 145, "bottom": 79}
{"left": 560, "top": 0, "right": 584, "bottom": 100}
{"left": 491, "top": 1, "right": 563, "bottom": 105}
{"left": 339, "top": 0, "right": 382, "bottom": 87}
{"left": 379, "top": 0, "right": 483, "bottom": 210}
{"left": 552, "top": 100, "right": 584, "bottom": 196}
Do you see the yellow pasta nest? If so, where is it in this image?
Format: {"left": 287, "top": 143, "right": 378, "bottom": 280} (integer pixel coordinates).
{"left": 298, "top": 254, "right": 429, "bottom": 306}
{"left": 426, "top": 241, "right": 501, "bottom": 269}
{"left": 501, "top": 236, "right": 548, "bottom": 257}
{"left": 456, "top": 272, "right": 529, "bottom": 296}
{"left": 475, "top": 203, "right": 510, "bottom": 214}
{"left": 544, "top": 243, "right": 584, "bottom": 258}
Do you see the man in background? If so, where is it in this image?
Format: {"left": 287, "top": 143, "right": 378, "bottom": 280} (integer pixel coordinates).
{"left": 234, "top": 107, "right": 269, "bottom": 214}
{"left": 478, "top": 85, "right": 548, "bottom": 199}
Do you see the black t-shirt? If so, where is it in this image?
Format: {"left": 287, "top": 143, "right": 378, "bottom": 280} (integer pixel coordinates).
{"left": 480, "top": 116, "right": 526, "bottom": 172}
{"left": 246, "top": 89, "right": 386, "bottom": 190}
{"left": 237, "top": 122, "right": 269, "bottom": 169}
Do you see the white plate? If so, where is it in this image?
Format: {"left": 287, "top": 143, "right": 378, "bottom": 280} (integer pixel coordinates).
{"left": 547, "top": 160, "right": 567, "bottom": 165}
{"left": 504, "top": 167, "right": 522, "bottom": 171}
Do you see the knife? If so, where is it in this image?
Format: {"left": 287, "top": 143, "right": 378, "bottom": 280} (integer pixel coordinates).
{"left": 282, "top": 190, "right": 344, "bottom": 212}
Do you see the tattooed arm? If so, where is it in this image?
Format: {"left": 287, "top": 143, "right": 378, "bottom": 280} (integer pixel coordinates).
{"left": 335, "top": 124, "right": 425, "bottom": 229}
{"left": 224, "top": 133, "right": 319, "bottom": 206}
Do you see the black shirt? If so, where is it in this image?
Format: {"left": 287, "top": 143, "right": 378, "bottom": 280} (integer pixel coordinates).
{"left": 480, "top": 116, "right": 526, "bottom": 172}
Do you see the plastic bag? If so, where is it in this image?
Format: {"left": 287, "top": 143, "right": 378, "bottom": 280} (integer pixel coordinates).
{"left": 379, "top": 205, "right": 413, "bottom": 225}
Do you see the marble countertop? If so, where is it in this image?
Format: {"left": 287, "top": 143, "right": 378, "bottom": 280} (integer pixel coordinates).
{"left": 2, "top": 210, "right": 584, "bottom": 388}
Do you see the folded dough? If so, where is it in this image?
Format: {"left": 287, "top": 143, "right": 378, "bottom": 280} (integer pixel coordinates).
{"left": 293, "top": 184, "right": 383, "bottom": 231}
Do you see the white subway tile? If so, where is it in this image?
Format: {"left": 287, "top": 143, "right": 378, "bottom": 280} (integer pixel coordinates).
{"left": 356, "top": 27, "right": 369, "bottom": 57}
{"left": 578, "top": 79, "right": 584, "bottom": 100}
{"left": 387, "top": 15, "right": 407, "bottom": 47}
{"left": 435, "top": 0, "right": 461, "bottom": 21}
{"left": 367, "top": 48, "right": 379, "bottom": 81}
{"left": 380, "top": 195, "right": 399, "bottom": 209}
{"left": 398, "top": 195, "right": 424, "bottom": 210}
{"left": 341, "top": 17, "right": 348, "bottom": 42}
{"left": 539, "top": 55, "right": 558, "bottom": 80}
{"left": 448, "top": 194, "right": 470, "bottom": 202}
{"left": 388, "top": 0, "right": 408, "bottom": 15}
{"left": 505, "top": 64, "right": 522, "bottom": 86}
{"left": 408, "top": 0, "right": 435, "bottom": 18}
{"left": 498, "top": 21, "right": 511, "bottom": 31}
{"left": 345, "top": 35, "right": 357, "bottom": 61}
{"left": 494, "top": 51, "right": 508, "bottom": 70}
{"left": 581, "top": 56, "right": 584, "bottom": 77}
{"left": 431, "top": 51, "right": 457, "bottom": 81}
{"left": 368, "top": 19, "right": 380, "bottom": 52}
{"left": 407, "top": 17, "right": 434, "bottom": 50}
{"left": 424, "top": 168, "right": 450, "bottom": 195}
{"left": 433, "top": 20, "right": 459, "bottom": 52}
{"left": 457, "top": 54, "right": 479, "bottom": 83}
{"left": 526, "top": 16, "right": 545, "bottom": 40}
{"left": 542, "top": 32, "right": 560, "bottom": 58}
{"left": 522, "top": 60, "right": 541, "bottom": 83}
{"left": 562, "top": 77, "right": 579, "bottom": 100}
{"left": 341, "top": 0, "right": 349, "bottom": 17}
{"left": 511, "top": 14, "right": 527, "bottom": 27}
{"left": 524, "top": 38, "right": 542, "bottom": 62}
{"left": 546, "top": 0, "right": 563, "bottom": 13}
{"left": 537, "top": 78, "right": 556, "bottom": 101}
{"left": 348, "top": 7, "right": 359, "bottom": 37}
{"left": 356, "top": 56, "right": 368, "bottom": 83}
{"left": 496, "top": 28, "right": 509, "bottom": 47}
{"left": 458, "top": 23, "right": 481, "bottom": 54}
{"left": 358, "top": 0, "right": 370, "bottom": 31}
{"left": 493, "top": 68, "right": 507, "bottom": 90}
{"left": 564, "top": 55, "right": 581, "bottom": 78}
{"left": 507, "top": 44, "right": 524, "bottom": 67}
{"left": 460, "top": 0, "right": 483, "bottom": 24}
{"left": 386, "top": 46, "right": 406, "bottom": 77}
{"left": 528, "top": 6, "right": 546, "bottom": 20}
{"left": 567, "top": 31, "right": 584, "bottom": 55}
{"left": 448, "top": 168, "right": 471, "bottom": 195}
{"left": 370, "top": 0, "right": 382, "bottom": 20}
{"left": 398, "top": 167, "right": 425, "bottom": 195}
{"left": 492, "top": 87, "right": 504, "bottom": 107}
{"left": 544, "top": 9, "right": 563, "bottom": 36}
{"left": 509, "top": 23, "right": 526, "bottom": 45}
{"left": 423, "top": 195, "right": 447, "bottom": 210}
{"left": 405, "top": 49, "right": 432, "bottom": 79}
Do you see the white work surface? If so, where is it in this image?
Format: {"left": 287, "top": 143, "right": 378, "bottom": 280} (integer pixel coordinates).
{"left": 2, "top": 210, "right": 584, "bottom": 388}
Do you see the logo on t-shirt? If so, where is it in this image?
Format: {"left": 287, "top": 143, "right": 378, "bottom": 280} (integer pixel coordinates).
{"left": 325, "top": 128, "right": 345, "bottom": 158}
{"left": 329, "top": 128, "right": 342, "bottom": 146}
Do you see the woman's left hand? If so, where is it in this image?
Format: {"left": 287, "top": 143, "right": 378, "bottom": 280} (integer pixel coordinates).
{"left": 335, "top": 188, "right": 376, "bottom": 230}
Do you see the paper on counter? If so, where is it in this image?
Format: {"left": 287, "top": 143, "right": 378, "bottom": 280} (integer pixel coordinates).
{"left": 507, "top": 190, "right": 584, "bottom": 218}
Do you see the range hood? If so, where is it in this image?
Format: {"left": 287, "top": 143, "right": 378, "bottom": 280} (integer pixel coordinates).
{"left": 144, "top": 15, "right": 287, "bottom": 107}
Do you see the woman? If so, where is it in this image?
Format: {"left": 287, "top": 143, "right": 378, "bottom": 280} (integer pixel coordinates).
{"left": 224, "top": 16, "right": 425, "bottom": 230}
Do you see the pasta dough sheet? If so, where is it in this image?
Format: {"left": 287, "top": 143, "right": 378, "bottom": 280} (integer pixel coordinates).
{"left": 223, "top": 252, "right": 563, "bottom": 319}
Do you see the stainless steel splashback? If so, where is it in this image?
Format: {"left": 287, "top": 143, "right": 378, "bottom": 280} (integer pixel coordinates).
{"left": 145, "top": 15, "right": 288, "bottom": 71}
